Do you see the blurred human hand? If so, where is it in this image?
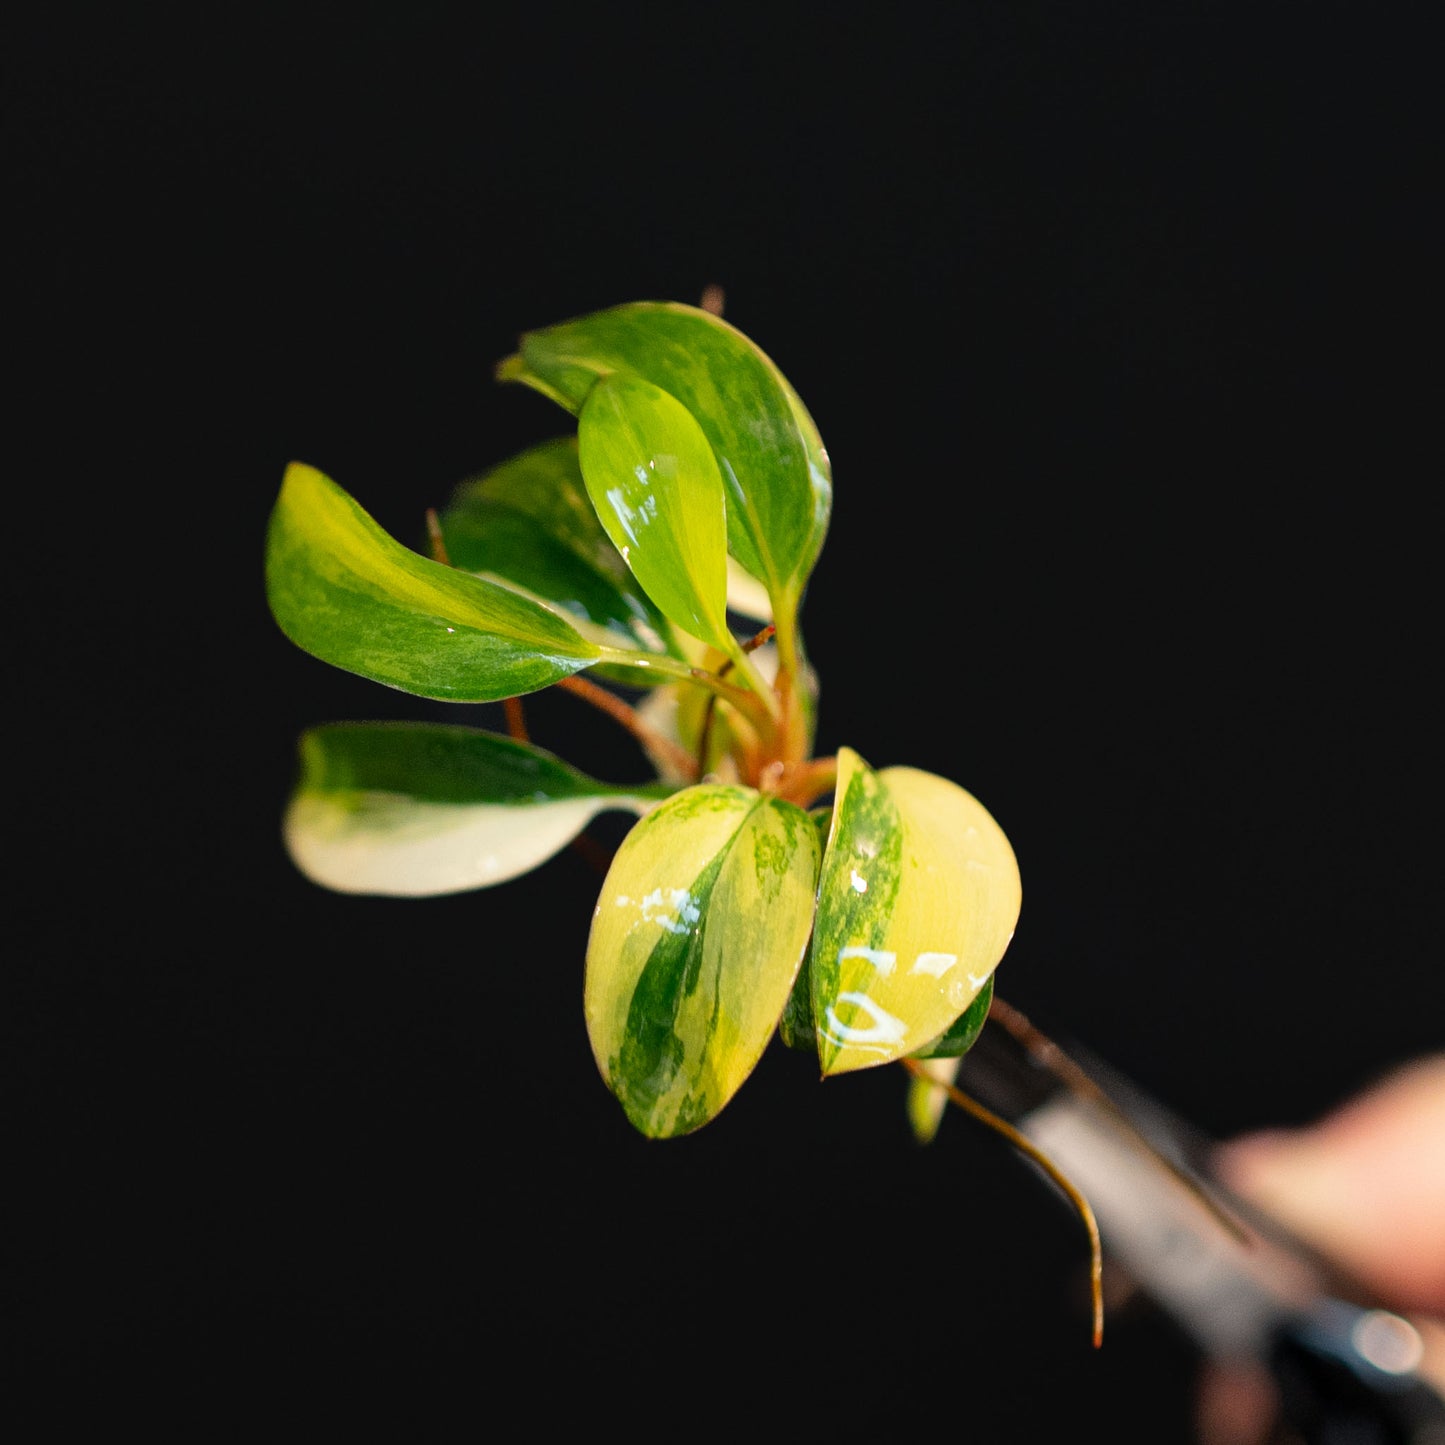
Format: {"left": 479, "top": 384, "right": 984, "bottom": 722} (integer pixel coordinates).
{"left": 1194, "top": 1053, "right": 1445, "bottom": 1444}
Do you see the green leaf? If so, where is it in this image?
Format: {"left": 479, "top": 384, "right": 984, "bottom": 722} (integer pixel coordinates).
{"left": 577, "top": 372, "right": 734, "bottom": 653}
{"left": 584, "top": 783, "right": 822, "bottom": 1137}
{"left": 808, "top": 748, "right": 1021, "bottom": 1077}
{"left": 437, "top": 437, "right": 687, "bottom": 679}
{"left": 501, "top": 301, "right": 832, "bottom": 607}
{"left": 778, "top": 806, "right": 835, "bottom": 1055}
{"left": 283, "top": 722, "right": 671, "bottom": 896}
{"left": 266, "top": 462, "right": 601, "bottom": 702}
{"left": 909, "top": 974, "right": 994, "bottom": 1059}
{"left": 778, "top": 965, "right": 815, "bottom": 1053}
{"left": 904, "top": 977, "right": 994, "bottom": 1145}
{"left": 906, "top": 1058, "right": 961, "bottom": 1146}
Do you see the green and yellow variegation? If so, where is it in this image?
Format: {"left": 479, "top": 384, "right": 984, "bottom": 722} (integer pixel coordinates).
{"left": 904, "top": 976, "right": 995, "bottom": 1143}
{"left": 584, "top": 784, "right": 822, "bottom": 1137}
{"left": 808, "top": 748, "right": 1021, "bottom": 1076}
{"left": 266, "top": 462, "right": 603, "bottom": 702}
{"left": 267, "top": 299, "right": 1035, "bottom": 1170}
{"left": 499, "top": 300, "right": 831, "bottom": 613}
{"left": 436, "top": 436, "right": 686, "bottom": 681}
{"left": 577, "top": 371, "right": 734, "bottom": 655}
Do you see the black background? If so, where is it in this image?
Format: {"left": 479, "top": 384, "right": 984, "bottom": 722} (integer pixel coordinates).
{"left": 9, "top": 6, "right": 1441, "bottom": 1438}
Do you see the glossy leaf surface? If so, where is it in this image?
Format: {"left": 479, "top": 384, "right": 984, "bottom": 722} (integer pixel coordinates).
{"left": 777, "top": 806, "right": 835, "bottom": 1054}
{"left": 501, "top": 301, "right": 832, "bottom": 606}
{"left": 266, "top": 463, "right": 600, "bottom": 701}
{"left": 283, "top": 722, "right": 669, "bottom": 896}
{"left": 809, "top": 749, "right": 1021, "bottom": 1076}
{"left": 577, "top": 372, "right": 733, "bottom": 653}
{"left": 903, "top": 980, "right": 999, "bottom": 1147}
{"left": 437, "top": 437, "right": 686, "bottom": 674}
{"left": 585, "top": 784, "right": 822, "bottom": 1137}
{"left": 911, "top": 974, "right": 994, "bottom": 1060}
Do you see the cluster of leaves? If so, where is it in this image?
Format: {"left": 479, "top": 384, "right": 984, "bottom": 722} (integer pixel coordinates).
{"left": 265, "top": 301, "right": 1022, "bottom": 1139}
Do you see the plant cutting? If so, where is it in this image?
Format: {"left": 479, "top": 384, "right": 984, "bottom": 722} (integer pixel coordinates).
{"left": 266, "top": 295, "right": 1148, "bottom": 1344}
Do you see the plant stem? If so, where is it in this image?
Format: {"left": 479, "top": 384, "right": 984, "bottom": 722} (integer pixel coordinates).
{"left": 503, "top": 696, "right": 529, "bottom": 743}
{"left": 722, "top": 641, "right": 782, "bottom": 724}
{"left": 556, "top": 674, "right": 698, "bottom": 780}
{"left": 424, "top": 507, "right": 451, "bottom": 567}
{"left": 760, "top": 755, "right": 837, "bottom": 809}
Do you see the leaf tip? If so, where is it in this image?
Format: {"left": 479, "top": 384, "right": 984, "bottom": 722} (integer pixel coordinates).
{"left": 279, "top": 457, "right": 317, "bottom": 490}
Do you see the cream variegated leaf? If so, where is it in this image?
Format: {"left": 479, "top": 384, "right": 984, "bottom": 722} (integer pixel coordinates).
{"left": 809, "top": 748, "right": 1021, "bottom": 1077}
{"left": 585, "top": 784, "right": 822, "bottom": 1137}
{"left": 286, "top": 792, "right": 658, "bottom": 897}
{"left": 282, "top": 722, "right": 669, "bottom": 896}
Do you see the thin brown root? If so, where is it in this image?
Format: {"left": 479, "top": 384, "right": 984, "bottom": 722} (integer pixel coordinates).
{"left": 902, "top": 1055, "right": 1104, "bottom": 1349}
{"left": 424, "top": 507, "right": 452, "bottom": 567}
{"left": 988, "top": 995, "right": 1251, "bottom": 1248}
{"left": 556, "top": 674, "right": 698, "bottom": 780}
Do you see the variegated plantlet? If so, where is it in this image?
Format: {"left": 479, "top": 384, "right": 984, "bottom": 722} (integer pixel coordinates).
{"left": 265, "top": 300, "right": 1023, "bottom": 1142}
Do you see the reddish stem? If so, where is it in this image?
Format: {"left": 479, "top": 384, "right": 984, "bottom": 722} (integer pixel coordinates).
{"left": 556, "top": 674, "right": 697, "bottom": 780}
